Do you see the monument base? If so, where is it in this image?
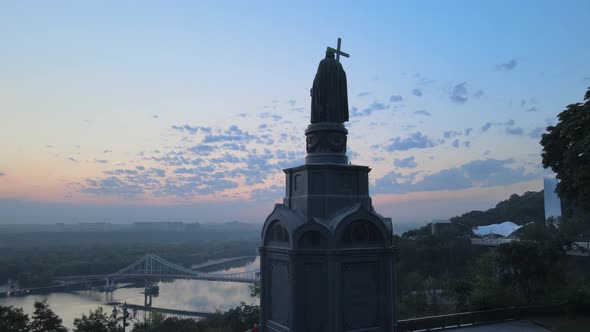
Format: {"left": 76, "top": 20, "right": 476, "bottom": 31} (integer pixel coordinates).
{"left": 305, "top": 122, "right": 348, "bottom": 165}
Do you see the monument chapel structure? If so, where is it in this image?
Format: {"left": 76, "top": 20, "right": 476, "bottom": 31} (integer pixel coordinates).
{"left": 259, "top": 39, "right": 397, "bottom": 332}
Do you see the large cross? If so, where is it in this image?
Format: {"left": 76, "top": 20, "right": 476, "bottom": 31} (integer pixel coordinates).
{"left": 327, "top": 37, "right": 350, "bottom": 62}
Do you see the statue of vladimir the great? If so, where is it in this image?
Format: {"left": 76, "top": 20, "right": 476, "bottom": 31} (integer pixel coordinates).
{"left": 310, "top": 48, "right": 349, "bottom": 123}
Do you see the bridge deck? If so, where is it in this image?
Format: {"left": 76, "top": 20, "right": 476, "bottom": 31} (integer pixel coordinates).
{"left": 107, "top": 302, "right": 212, "bottom": 318}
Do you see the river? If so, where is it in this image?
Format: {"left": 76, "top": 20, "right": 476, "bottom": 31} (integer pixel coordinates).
{"left": 0, "top": 256, "right": 260, "bottom": 329}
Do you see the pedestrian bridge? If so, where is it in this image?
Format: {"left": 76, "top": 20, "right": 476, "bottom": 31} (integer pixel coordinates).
{"left": 54, "top": 253, "right": 260, "bottom": 285}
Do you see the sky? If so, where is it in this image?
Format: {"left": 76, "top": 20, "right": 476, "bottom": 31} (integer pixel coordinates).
{"left": 0, "top": 1, "right": 589, "bottom": 231}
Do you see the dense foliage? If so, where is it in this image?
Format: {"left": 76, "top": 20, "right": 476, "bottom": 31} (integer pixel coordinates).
{"left": 541, "top": 87, "right": 590, "bottom": 213}
{"left": 27, "top": 302, "right": 68, "bottom": 332}
{"left": 0, "top": 305, "right": 29, "bottom": 332}
{"left": 73, "top": 307, "right": 121, "bottom": 332}
{"left": 0, "top": 301, "right": 260, "bottom": 332}
{"left": 397, "top": 190, "right": 590, "bottom": 319}
{"left": 133, "top": 302, "right": 259, "bottom": 332}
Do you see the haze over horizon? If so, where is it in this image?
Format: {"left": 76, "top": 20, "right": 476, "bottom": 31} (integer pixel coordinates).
{"left": 1, "top": 1, "right": 589, "bottom": 229}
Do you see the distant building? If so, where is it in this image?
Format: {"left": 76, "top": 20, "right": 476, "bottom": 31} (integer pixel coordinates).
{"left": 544, "top": 176, "right": 562, "bottom": 220}
{"left": 431, "top": 219, "right": 452, "bottom": 236}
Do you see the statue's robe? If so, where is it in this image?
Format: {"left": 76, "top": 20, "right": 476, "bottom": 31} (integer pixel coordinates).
{"left": 311, "top": 57, "right": 349, "bottom": 123}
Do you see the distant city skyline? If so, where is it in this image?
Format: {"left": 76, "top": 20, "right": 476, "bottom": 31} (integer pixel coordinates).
{"left": 1, "top": 1, "right": 589, "bottom": 229}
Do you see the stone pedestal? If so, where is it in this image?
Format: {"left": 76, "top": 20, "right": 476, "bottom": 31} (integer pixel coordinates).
{"left": 305, "top": 122, "right": 348, "bottom": 164}
{"left": 259, "top": 131, "right": 397, "bottom": 331}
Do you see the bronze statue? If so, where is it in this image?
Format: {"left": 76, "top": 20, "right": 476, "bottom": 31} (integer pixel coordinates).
{"left": 310, "top": 47, "right": 349, "bottom": 123}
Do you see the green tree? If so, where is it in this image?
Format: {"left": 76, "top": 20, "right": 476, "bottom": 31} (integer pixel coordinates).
{"left": 443, "top": 279, "right": 472, "bottom": 312}
{"left": 28, "top": 301, "right": 67, "bottom": 332}
{"left": 496, "top": 240, "right": 566, "bottom": 302}
{"left": 0, "top": 305, "right": 29, "bottom": 332}
{"left": 249, "top": 273, "right": 261, "bottom": 298}
{"left": 541, "top": 87, "right": 590, "bottom": 213}
{"left": 73, "top": 307, "right": 122, "bottom": 332}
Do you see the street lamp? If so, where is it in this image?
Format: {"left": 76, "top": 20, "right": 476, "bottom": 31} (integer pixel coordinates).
{"left": 111, "top": 302, "right": 134, "bottom": 331}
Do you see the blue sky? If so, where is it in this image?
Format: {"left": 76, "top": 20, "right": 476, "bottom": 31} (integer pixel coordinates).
{"left": 0, "top": 1, "right": 589, "bottom": 231}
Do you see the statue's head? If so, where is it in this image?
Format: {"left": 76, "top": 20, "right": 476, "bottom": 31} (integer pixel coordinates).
{"left": 325, "top": 48, "right": 335, "bottom": 59}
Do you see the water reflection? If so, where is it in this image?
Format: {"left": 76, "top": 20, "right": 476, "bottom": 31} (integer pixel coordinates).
{"left": 0, "top": 256, "right": 260, "bottom": 329}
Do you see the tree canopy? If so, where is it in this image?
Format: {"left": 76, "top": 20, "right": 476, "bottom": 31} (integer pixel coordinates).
{"left": 28, "top": 302, "right": 67, "bottom": 332}
{"left": 541, "top": 87, "right": 590, "bottom": 213}
{"left": 0, "top": 305, "right": 29, "bottom": 332}
{"left": 73, "top": 307, "right": 122, "bottom": 332}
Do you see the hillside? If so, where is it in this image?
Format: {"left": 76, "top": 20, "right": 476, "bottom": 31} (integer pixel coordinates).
{"left": 403, "top": 190, "right": 545, "bottom": 237}
{"left": 450, "top": 190, "right": 544, "bottom": 227}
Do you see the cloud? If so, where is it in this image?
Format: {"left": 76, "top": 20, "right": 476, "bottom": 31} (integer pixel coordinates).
{"left": 150, "top": 168, "right": 166, "bottom": 177}
{"left": 81, "top": 176, "right": 145, "bottom": 199}
{"left": 94, "top": 159, "right": 109, "bottom": 164}
{"left": 357, "top": 92, "right": 370, "bottom": 97}
{"left": 258, "top": 112, "right": 283, "bottom": 121}
{"left": 394, "top": 156, "right": 417, "bottom": 168}
{"left": 474, "top": 90, "right": 484, "bottom": 98}
{"left": 386, "top": 132, "right": 437, "bottom": 151}
{"left": 519, "top": 97, "right": 537, "bottom": 110}
{"left": 171, "top": 124, "right": 212, "bottom": 135}
{"left": 152, "top": 115, "right": 159, "bottom": 119}
{"left": 370, "top": 101, "right": 388, "bottom": 111}
{"left": 505, "top": 127, "right": 524, "bottom": 136}
{"left": 79, "top": 119, "right": 308, "bottom": 201}
{"left": 288, "top": 100, "right": 296, "bottom": 107}
{"left": 442, "top": 128, "right": 472, "bottom": 142}
{"left": 389, "top": 95, "right": 403, "bottom": 102}
{"left": 105, "top": 169, "right": 138, "bottom": 175}
{"left": 188, "top": 144, "right": 217, "bottom": 156}
{"left": 496, "top": 59, "right": 518, "bottom": 71}
{"left": 413, "top": 110, "right": 431, "bottom": 116}
{"left": 528, "top": 126, "right": 545, "bottom": 139}
{"left": 443, "top": 130, "right": 462, "bottom": 139}
{"left": 374, "top": 158, "right": 536, "bottom": 194}
{"left": 290, "top": 107, "right": 304, "bottom": 112}
{"left": 201, "top": 125, "right": 256, "bottom": 144}
{"left": 0, "top": 171, "right": 5, "bottom": 176}
{"left": 104, "top": 149, "right": 112, "bottom": 154}
{"left": 450, "top": 82, "right": 468, "bottom": 104}
{"left": 221, "top": 143, "right": 246, "bottom": 151}
{"left": 481, "top": 119, "right": 516, "bottom": 132}
{"left": 351, "top": 101, "right": 389, "bottom": 117}
{"left": 68, "top": 157, "right": 78, "bottom": 163}
{"left": 412, "top": 88, "right": 423, "bottom": 97}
